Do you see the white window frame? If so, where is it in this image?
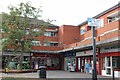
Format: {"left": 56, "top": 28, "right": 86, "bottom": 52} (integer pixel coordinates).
{"left": 32, "top": 28, "right": 40, "bottom": 32}
{"left": 80, "top": 27, "right": 86, "bottom": 35}
{"left": 31, "top": 41, "right": 41, "bottom": 46}
{"left": 25, "top": 29, "right": 29, "bottom": 35}
{"left": 107, "top": 11, "right": 120, "bottom": 24}
{"left": 44, "top": 31, "right": 57, "bottom": 37}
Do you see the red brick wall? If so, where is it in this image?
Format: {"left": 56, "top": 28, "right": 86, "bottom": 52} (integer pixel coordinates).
{"left": 58, "top": 25, "right": 80, "bottom": 46}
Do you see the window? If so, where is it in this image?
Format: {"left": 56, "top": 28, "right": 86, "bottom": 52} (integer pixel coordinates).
{"left": 107, "top": 11, "right": 120, "bottom": 23}
{"left": 80, "top": 27, "right": 86, "bottom": 35}
{"left": 31, "top": 41, "right": 41, "bottom": 46}
{"left": 112, "top": 56, "right": 120, "bottom": 68}
{"left": 43, "top": 43, "right": 50, "bottom": 46}
{"left": 108, "top": 18, "right": 112, "bottom": 23}
{"left": 97, "top": 18, "right": 104, "bottom": 28}
{"left": 106, "top": 68, "right": 111, "bottom": 75}
{"left": 32, "top": 28, "right": 40, "bottom": 32}
{"left": 47, "top": 57, "right": 60, "bottom": 68}
{"left": 43, "top": 42, "right": 58, "bottom": 46}
{"left": 106, "top": 57, "right": 111, "bottom": 67}
{"left": 0, "top": 28, "right": 4, "bottom": 33}
{"left": 102, "top": 57, "right": 105, "bottom": 70}
{"left": 44, "top": 32, "right": 51, "bottom": 36}
{"left": 50, "top": 43, "right": 58, "bottom": 46}
{"left": 44, "top": 31, "right": 57, "bottom": 37}
{"left": 87, "top": 26, "right": 91, "bottom": 31}
{"left": 25, "top": 29, "right": 29, "bottom": 35}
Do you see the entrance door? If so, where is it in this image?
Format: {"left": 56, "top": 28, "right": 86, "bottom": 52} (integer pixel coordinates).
{"left": 105, "top": 56, "right": 112, "bottom": 76}
{"left": 38, "top": 57, "right": 46, "bottom": 67}
{"left": 81, "top": 58, "right": 85, "bottom": 72}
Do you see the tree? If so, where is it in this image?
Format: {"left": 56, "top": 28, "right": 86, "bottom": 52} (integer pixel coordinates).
{"left": 1, "top": 2, "right": 50, "bottom": 70}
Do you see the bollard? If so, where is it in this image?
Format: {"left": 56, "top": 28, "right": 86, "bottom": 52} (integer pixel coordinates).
{"left": 39, "top": 66, "right": 46, "bottom": 78}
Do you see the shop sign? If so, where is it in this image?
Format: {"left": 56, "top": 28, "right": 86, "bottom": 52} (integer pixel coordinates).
{"left": 64, "top": 52, "right": 76, "bottom": 57}
{"left": 76, "top": 50, "right": 97, "bottom": 57}
{"left": 100, "top": 46, "right": 120, "bottom": 53}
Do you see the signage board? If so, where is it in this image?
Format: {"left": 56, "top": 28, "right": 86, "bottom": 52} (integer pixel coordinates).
{"left": 87, "top": 18, "right": 102, "bottom": 27}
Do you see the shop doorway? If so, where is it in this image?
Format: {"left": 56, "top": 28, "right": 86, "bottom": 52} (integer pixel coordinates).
{"left": 64, "top": 57, "right": 76, "bottom": 71}
{"left": 38, "top": 57, "right": 46, "bottom": 66}
{"left": 105, "top": 56, "right": 113, "bottom": 76}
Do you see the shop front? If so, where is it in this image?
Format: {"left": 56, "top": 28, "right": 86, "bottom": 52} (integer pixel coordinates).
{"left": 63, "top": 51, "right": 76, "bottom": 71}
{"left": 32, "top": 53, "right": 63, "bottom": 70}
{"left": 2, "top": 52, "right": 30, "bottom": 69}
{"left": 100, "top": 46, "right": 120, "bottom": 77}
{"left": 76, "top": 50, "right": 99, "bottom": 74}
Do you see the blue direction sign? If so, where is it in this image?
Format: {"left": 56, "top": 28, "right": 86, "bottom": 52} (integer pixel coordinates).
{"left": 88, "top": 18, "right": 101, "bottom": 27}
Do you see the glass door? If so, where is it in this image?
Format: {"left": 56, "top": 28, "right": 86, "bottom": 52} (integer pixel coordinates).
{"left": 105, "top": 56, "right": 112, "bottom": 76}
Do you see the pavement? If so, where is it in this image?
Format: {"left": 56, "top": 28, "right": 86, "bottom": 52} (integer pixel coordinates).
{"left": 0, "top": 70, "right": 120, "bottom": 80}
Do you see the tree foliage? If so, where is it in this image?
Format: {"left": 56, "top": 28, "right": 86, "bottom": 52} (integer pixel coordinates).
{"left": 1, "top": 2, "right": 50, "bottom": 69}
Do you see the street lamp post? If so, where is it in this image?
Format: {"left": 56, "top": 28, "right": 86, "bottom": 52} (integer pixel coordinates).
{"left": 92, "top": 26, "right": 97, "bottom": 80}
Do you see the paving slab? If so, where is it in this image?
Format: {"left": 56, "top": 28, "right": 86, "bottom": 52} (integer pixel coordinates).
{"left": 0, "top": 70, "right": 120, "bottom": 80}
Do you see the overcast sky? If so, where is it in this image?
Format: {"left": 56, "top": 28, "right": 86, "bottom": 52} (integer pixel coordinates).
{"left": 0, "top": 0, "right": 119, "bottom": 26}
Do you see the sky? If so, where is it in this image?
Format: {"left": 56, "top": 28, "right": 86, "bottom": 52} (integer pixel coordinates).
{"left": 0, "top": 0, "right": 119, "bottom": 26}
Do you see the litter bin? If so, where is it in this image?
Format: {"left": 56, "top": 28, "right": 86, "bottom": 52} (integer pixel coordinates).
{"left": 39, "top": 66, "right": 46, "bottom": 78}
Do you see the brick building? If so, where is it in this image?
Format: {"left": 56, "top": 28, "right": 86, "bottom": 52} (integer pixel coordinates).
{"left": 1, "top": 2, "right": 120, "bottom": 77}
{"left": 61, "top": 3, "right": 120, "bottom": 77}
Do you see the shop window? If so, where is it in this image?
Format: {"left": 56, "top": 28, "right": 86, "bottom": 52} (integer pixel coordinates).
{"left": 112, "top": 56, "right": 120, "bottom": 69}
{"left": 104, "top": 47, "right": 110, "bottom": 50}
{"left": 106, "top": 68, "right": 111, "bottom": 75}
{"left": 102, "top": 57, "right": 105, "bottom": 70}
{"left": 47, "top": 57, "right": 59, "bottom": 68}
{"left": 112, "top": 57, "right": 117, "bottom": 68}
{"left": 106, "top": 57, "right": 111, "bottom": 67}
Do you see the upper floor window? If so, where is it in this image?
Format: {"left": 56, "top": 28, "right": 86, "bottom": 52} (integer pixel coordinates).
{"left": 25, "top": 29, "right": 29, "bottom": 35}
{"left": 44, "top": 32, "right": 57, "bottom": 37}
{"left": 31, "top": 41, "right": 41, "bottom": 46}
{"left": 32, "top": 28, "right": 40, "bottom": 32}
{"left": 107, "top": 11, "right": 120, "bottom": 23}
{"left": 43, "top": 42, "right": 58, "bottom": 46}
{"left": 0, "top": 28, "right": 4, "bottom": 33}
{"left": 80, "top": 27, "right": 86, "bottom": 35}
{"left": 87, "top": 26, "right": 91, "bottom": 31}
{"left": 97, "top": 18, "right": 104, "bottom": 28}
{"left": 44, "top": 43, "right": 50, "bottom": 46}
{"left": 50, "top": 43, "right": 58, "bottom": 46}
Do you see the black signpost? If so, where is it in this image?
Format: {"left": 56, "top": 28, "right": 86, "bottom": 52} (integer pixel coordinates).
{"left": 88, "top": 18, "right": 98, "bottom": 80}
{"left": 92, "top": 26, "right": 97, "bottom": 80}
